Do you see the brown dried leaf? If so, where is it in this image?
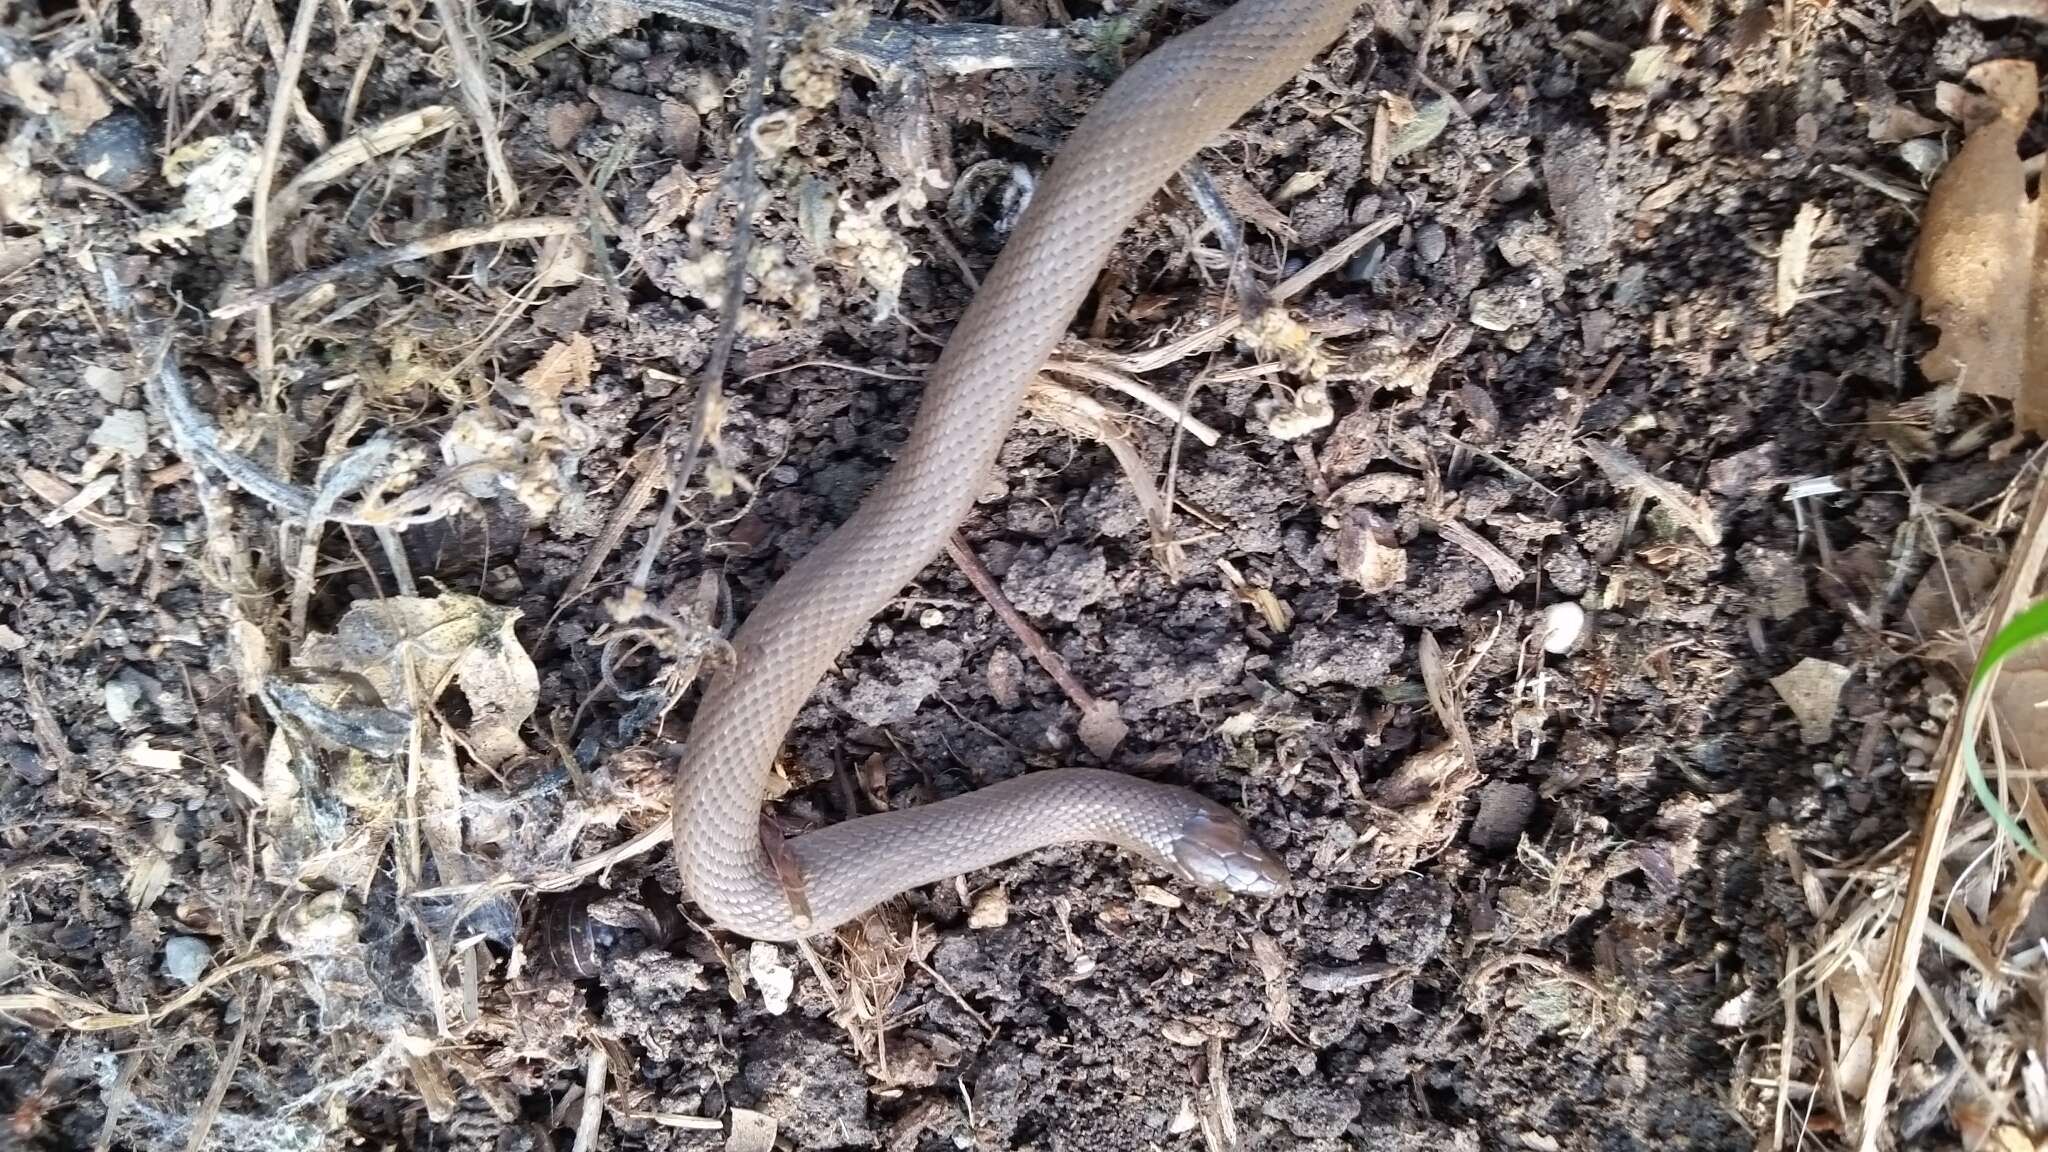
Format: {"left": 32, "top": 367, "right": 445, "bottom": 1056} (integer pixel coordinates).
{"left": 1911, "top": 60, "right": 2048, "bottom": 433}
{"left": 519, "top": 334, "right": 595, "bottom": 409}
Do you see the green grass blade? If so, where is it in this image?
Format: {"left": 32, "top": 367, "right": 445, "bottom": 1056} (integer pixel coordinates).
{"left": 1961, "top": 597, "right": 2048, "bottom": 860}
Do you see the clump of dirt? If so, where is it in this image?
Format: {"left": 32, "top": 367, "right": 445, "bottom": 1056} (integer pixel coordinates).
{"left": 0, "top": 0, "right": 2038, "bottom": 1149}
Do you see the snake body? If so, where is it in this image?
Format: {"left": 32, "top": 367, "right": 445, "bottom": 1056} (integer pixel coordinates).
{"left": 672, "top": 0, "right": 1361, "bottom": 941}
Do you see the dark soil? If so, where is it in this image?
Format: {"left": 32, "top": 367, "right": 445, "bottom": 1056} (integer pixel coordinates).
{"left": 0, "top": 0, "right": 2027, "bottom": 1148}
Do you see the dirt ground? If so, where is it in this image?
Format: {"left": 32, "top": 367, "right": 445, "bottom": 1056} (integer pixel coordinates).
{"left": 0, "top": 0, "right": 2037, "bottom": 1147}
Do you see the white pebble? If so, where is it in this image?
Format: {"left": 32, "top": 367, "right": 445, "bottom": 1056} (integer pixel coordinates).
{"left": 162, "top": 936, "right": 212, "bottom": 985}
{"left": 1541, "top": 601, "right": 1586, "bottom": 655}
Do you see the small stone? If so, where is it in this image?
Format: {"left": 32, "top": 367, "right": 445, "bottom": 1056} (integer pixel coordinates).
{"left": 104, "top": 676, "right": 143, "bottom": 724}
{"left": 1469, "top": 782, "right": 1537, "bottom": 851}
{"left": 1540, "top": 601, "right": 1586, "bottom": 654}
{"left": 968, "top": 886, "right": 1010, "bottom": 929}
{"left": 2, "top": 743, "right": 47, "bottom": 785}
{"left": 748, "top": 942, "right": 794, "bottom": 1015}
{"left": 1415, "top": 222, "right": 1447, "bottom": 264}
{"left": 75, "top": 109, "right": 154, "bottom": 192}
{"left": 1738, "top": 544, "right": 1808, "bottom": 621}
{"left": 90, "top": 409, "right": 149, "bottom": 458}
{"left": 83, "top": 365, "right": 126, "bottom": 404}
{"left": 986, "top": 647, "right": 1024, "bottom": 710}
{"left": 162, "top": 935, "right": 212, "bottom": 985}
{"left": 1469, "top": 277, "right": 1546, "bottom": 331}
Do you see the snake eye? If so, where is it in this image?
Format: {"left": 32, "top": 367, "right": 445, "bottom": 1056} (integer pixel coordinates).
{"left": 1168, "top": 810, "right": 1291, "bottom": 897}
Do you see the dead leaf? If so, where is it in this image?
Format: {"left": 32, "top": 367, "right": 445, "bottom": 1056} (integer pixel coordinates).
{"left": 1991, "top": 642, "right": 2048, "bottom": 772}
{"left": 1250, "top": 931, "right": 1292, "bottom": 1033}
{"left": 1775, "top": 202, "right": 1826, "bottom": 317}
{"left": 1911, "top": 59, "right": 2048, "bottom": 434}
{"left": 1770, "top": 657, "right": 1852, "bottom": 745}
{"left": 1206, "top": 168, "right": 1297, "bottom": 242}
{"left": 56, "top": 66, "right": 112, "bottom": 137}
{"left": 1868, "top": 100, "right": 1946, "bottom": 143}
{"left": 298, "top": 593, "right": 538, "bottom": 770}
{"left": 517, "top": 334, "right": 595, "bottom": 414}
{"left": 1078, "top": 700, "right": 1127, "bottom": 759}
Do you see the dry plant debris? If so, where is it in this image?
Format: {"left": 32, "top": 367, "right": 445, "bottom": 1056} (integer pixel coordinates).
{"left": 1910, "top": 60, "right": 2048, "bottom": 435}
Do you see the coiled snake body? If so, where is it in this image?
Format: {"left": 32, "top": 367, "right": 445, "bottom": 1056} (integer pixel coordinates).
{"left": 673, "top": 0, "right": 1362, "bottom": 941}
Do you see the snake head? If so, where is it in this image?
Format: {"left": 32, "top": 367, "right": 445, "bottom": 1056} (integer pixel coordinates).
{"left": 1167, "top": 808, "right": 1291, "bottom": 897}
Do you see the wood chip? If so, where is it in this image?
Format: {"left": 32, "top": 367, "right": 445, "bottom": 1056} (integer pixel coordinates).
{"left": 1134, "top": 884, "right": 1183, "bottom": 908}
{"left": 725, "top": 1108, "right": 777, "bottom": 1152}
{"left": 1336, "top": 509, "right": 1408, "bottom": 592}
{"left": 1435, "top": 518, "right": 1524, "bottom": 591}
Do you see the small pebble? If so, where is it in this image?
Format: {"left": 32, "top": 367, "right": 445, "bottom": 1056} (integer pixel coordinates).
{"left": 1541, "top": 601, "right": 1586, "bottom": 654}
{"left": 104, "top": 677, "right": 143, "bottom": 724}
{"left": 162, "top": 935, "right": 212, "bottom": 985}
{"left": 1415, "top": 222, "right": 1447, "bottom": 265}
{"left": 2, "top": 742, "right": 47, "bottom": 786}
{"left": 1342, "top": 240, "right": 1385, "bottom": 283}
{"left": 75, "top": 109, "right": 154, "bottom": 193}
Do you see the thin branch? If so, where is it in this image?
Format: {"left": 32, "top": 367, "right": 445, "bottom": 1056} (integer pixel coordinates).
{"left": 944, "top": 533, "right": 1101, "bottom": 715}
{"left": 630, "top": 0, "right": 782, "bottom": 592}
{"left": 182, "top": 979, "right": 274, "bottom": 1152}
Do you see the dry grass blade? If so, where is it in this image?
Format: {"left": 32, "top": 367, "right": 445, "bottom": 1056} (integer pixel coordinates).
{"left": 1419, "top": 630, "right": 1475, "bottom": 774}
{"left": 1043, "top": 359, "right": 1222, "bottom": 446}
{"left": 0, "top": 951, "right": 285, "bottom": 1032}
{"left": 262, "top": 104, "right": 461, "bottom": 235}
{"left": 1080, "top": 215, "right": 1401, "bottom": 376}
{"left": 247, "top": 0, "right": 321, "bottom": 489}
{"left": 622, "top": 0, "right": 1074, "bottom": 80}
{"left": 1024, "top": 379, "right": 1180, "bottom": 573}
{"left": 431, "top": 0, "right": 519, "bottom": 213}
{"left": 1582, "top": 439, "right": 1723, "bottom": 547}
{"left": 1856, "top": 465, "right": 2048, "bottom": 1151}
{"left": 182, "top": 978, "right": 273, "bottom": 1152}
{"left": 572, "top": 1043, "right": 609, "bottom": 1152}
{"left": 212, "top": 217, "right": 582, "bottom": 316}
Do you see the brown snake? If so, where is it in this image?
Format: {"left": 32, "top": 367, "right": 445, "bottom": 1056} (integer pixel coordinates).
{"left": 672, "top": 0, "right": 1362, "bottom": 941}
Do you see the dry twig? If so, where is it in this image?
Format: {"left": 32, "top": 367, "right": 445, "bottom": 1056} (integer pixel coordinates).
{"left": 212, "top": 217, "right": 583, "bottom": 317}
{"left": 945, "top": 532, "right": 1126, "bottom": 757}
{"left": 431, "top": 0, "right": 519, "bottom": 213}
